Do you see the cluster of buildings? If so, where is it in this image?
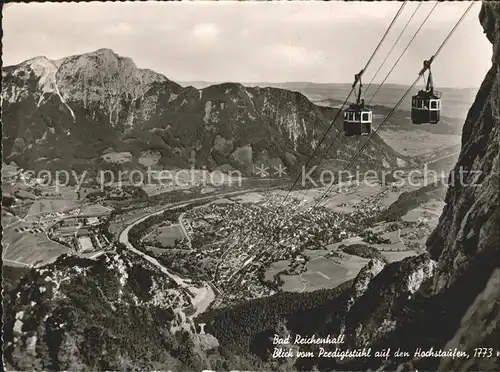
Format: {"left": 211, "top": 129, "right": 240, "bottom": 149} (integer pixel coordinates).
{"left": 180, "top": 194, "right": 381, "bottom": 301}
{"left": 75, "top": 226, "right": 110, "bottom": 253}
{"left": 48, "top": 215, "right": 111, "bottom": 253}
{"left": 14, "top": 226, "right": 44, "bottom": 234}
{"left": 12, "top": 209, "right": 84, "bottom": 239}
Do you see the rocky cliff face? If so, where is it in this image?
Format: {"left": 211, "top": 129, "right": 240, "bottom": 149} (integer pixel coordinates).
{"left": 1, "top": 49, "right": 402, "bottom": 175}
{"left": 2, "top": 251, "right": 204, "bottom": 371}
{"left": 410, "top": 2, "right": 500, "bottom": 370}
{"left": 427, "top": 0, "right": 500, "bottom": 293}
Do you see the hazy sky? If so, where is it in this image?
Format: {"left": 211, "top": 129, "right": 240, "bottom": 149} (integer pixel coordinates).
{"left": 3, "top": 1, "right": 492, "bottom": 88}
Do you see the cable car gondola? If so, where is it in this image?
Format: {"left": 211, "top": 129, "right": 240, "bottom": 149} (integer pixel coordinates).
{"left": 411, "top": 60, "right": 441, "bottom": 124}
{"left": 343, "top": 71, "right": 372, "bottom": 137}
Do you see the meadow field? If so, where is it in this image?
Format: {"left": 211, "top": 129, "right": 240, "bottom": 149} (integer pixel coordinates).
{"left": 380, "top": 250, "right": 419, "bottom": 263}
{"left": 264, "top": 248, "right": 371, "bottom": 293}
{"left": 138, "top": 151, "right": 161, "bottom": 166}
{"left": 380, "top": 129, "right": 462, "bottom": 156}
{"left": 232, "top": 192, "right": 266, "bottom": 204}
{"left": 2, "top": 220, "right": 71, "bottom": 267}
{"left": 79, "top": 204, "right": 113, "bottom": 216}
{"left": 101, "top": 151, "right": 133, "bottom": 164}
{"left": 26, "top": 199, "right": 79, "bottom": 218}
{"left": 270, "top": 253, "right": 370, "bottom": 293}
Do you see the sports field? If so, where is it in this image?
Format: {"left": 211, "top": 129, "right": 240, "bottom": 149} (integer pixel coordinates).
{"left": 233, "top": 192, "right": 265, "bottom": 203}
{"left": 402, "top": 198, "right": 445, "bottom": 225}
{"left": 146, "top": 225, "right": 186, "bottom": 247}
{"left": 79, "top": 204, "right": 113, "bottom": 216}
{"left": 138, "top": 151, "right": 161, "bottom": 166}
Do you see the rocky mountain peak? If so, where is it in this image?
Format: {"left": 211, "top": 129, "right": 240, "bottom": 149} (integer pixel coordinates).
{"left": 56, "top": 48, "right": 163, "bottom": 105}
{"left": 21, "top": 56, "right": 58, "bottom": 75}
{"left": 91, "top": 47, "right": 117, "bottom": 57}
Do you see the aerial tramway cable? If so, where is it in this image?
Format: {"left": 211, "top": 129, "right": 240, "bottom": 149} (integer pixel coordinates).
{"left": 314, "top": 2, "right": 438, "bottom": 176}
{"left": 279, "top": 1, "right": 408, "bottom": 206}
{"left": 312, "top": 1, "right": 476, "bottom": 210}
{"left": 367, "top": 1, "right": 439, "bottom": 106}
{"left": 364, "top": 2, "right": 422, "bottom": 97}
{"left": 290, "top": 1, "right": 418, "bottom": 210}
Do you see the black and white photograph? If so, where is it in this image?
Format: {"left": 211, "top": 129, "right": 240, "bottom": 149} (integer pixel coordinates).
{"left": 1, "top": 0, "right": 499, "bottom": 371}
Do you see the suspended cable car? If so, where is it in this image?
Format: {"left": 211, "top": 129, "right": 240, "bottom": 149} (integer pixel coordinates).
{"left": 343, "top": 71, "right": 373, "bottom": 137}
{"left": 411, "top": 60, "right": 441, "bottom": 124}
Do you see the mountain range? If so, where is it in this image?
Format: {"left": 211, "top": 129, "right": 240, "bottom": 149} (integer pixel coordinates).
{"left": 2, "top": 50, "right": 404, "bottom": 176}
{"left": 181, "top": 81, "right": 478, "bottom": 121}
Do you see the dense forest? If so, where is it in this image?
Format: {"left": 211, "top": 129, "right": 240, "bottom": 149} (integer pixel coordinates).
{"left": 198, "top": 280, "right": 354, "bottom": 362}
{"left": 2, "top": 265, "right": 31, "bottom": 293}
{"left": 340, "top": 243, "right": 389, "bottom": 263}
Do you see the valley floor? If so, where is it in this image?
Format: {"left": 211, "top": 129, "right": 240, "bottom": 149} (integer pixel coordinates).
{"left": 3, "top": 170, "right": 445, "bottom": 314}
{"left": 127, "top": 175, "right": 444, "bottom": 308}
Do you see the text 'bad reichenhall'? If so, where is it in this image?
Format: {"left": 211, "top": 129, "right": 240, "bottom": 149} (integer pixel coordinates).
{"left": 273, "top": 334, "right": 345, "bottom": 345}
